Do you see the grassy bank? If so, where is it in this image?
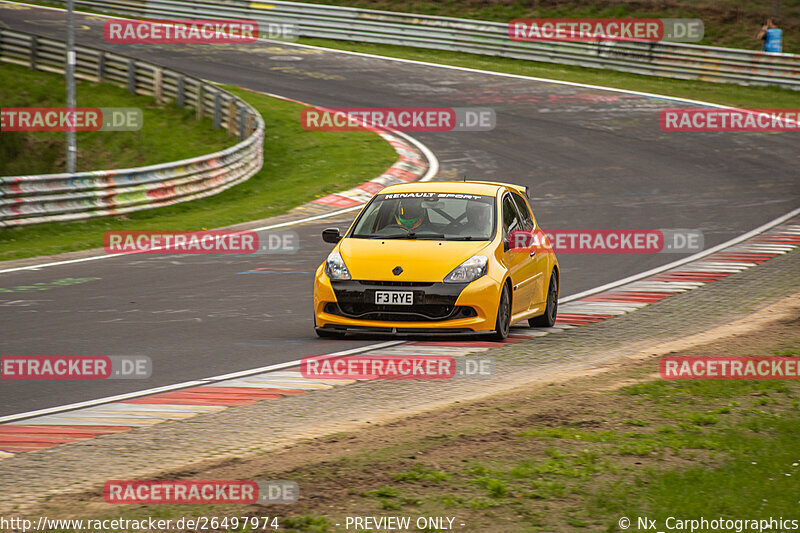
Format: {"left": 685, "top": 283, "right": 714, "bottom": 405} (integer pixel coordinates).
{"left": 0, "top": 62, "right": 231, "bottom": 176}
{"left": 0, "top": 75, "right": 397, "bottom": 261}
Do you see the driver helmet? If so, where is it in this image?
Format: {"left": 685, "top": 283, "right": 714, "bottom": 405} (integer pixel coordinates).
{"left": 396, "top": 198, "right": 424, "bottom": 230}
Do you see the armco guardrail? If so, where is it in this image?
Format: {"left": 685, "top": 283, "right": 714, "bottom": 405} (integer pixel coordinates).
{"left": 41, "top": 0, "right": 800, "bottom": 90}
{"left": 0, "top": 29, "right": 264, "bottom": 227}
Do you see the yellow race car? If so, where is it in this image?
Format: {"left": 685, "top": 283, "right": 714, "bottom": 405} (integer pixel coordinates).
{"left": 313, "top": 181, "right": 559, "bottom": 339}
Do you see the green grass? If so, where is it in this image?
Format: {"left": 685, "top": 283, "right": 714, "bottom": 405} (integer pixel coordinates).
{"left": 0, "top": 62, "right": 232, "bottom": 175}
{"left": 588, "top": 381, "right": 800, "bottom": 531}
{"left": 392, "top": 464, "right": 451, "bottom": 483}
{"left": 429, "top": 377, "right": 800, "bottom": 529}
{"left": 0, "top": 76, "right": 397, "bottom": 261}
{"left": 634, "top": 424, "right": 800, "bottom": 521}
{"left": 296, "top": 37, "right": 799, "bottom": 110}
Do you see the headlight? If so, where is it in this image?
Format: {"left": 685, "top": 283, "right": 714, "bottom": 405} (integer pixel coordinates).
{"left": 444, "top": 255, "right": 488, "bottom": 284}
{"left": 325, "top": 251, "right": 351, "bottom": 280}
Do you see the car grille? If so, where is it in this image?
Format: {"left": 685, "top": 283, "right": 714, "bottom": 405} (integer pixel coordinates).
{"left": 329, "top": 280, "right": 470, "bottom": 322}
{"left": 356, "top": 280, "right": 434, "bottom": 287}
{"left": 325, "top": 302, "right": 476, "bottom": 322}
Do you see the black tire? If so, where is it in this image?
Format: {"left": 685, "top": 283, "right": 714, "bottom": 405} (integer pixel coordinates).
{"left": 316, "top": 327, "right": 345, "bottom": 338}
{"left": 491, "top": 283, "right": 511, "bottom": 341}
{"left": 529, "top": 270, "right": 558, "bottom": 327}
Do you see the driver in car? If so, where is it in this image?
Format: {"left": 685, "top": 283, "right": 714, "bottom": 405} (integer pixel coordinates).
{"left": 394, "top": 198, "right": 430, "bottom": 232}
{"left": 461, "top": 201, "right": 492, "bottom": 237}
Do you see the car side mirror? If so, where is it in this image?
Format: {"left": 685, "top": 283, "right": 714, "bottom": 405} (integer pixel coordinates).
{"left": 322, "top": 228, "right": 341, "bottom": 244}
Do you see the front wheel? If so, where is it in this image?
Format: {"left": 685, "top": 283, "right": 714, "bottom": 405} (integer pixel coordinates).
{"left": 490, "top": 283, "right": 511, "bottom": 341}
{"left": 529, "top": 270, "right": 558, "bottom": 327}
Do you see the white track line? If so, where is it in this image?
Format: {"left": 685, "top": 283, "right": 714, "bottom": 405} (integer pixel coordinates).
{"left": 1, "top": 0, "right": 797, "bottom": 425}
{"left": 4, "top": 202, "right": 797, "bottom": 424}
{"left": 0, "top": 340, "right": 404, "bottom": 424}
{"left": 1, "top": 0, "right": 749, "bottom": 111}
{"left": 560, "top": 206, "right": 800, "bottom": 303}
{"left": 0, "top": 0, "right": 790, "bottom": 279}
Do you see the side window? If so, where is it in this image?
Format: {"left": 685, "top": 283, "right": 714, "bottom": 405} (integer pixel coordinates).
{"left": 511, "top": 193, "right": 534, "bottom": 230}
{"left": 502, "top": 195, "right": 521, "bottom": 239}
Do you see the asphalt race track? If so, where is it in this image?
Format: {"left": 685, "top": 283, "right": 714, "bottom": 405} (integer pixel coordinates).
{"left": 0, "top": 4, "right": 798, "bottom": 417}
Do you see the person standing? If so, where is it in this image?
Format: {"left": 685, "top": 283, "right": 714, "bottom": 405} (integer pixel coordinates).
{"left": 757, "top": 18, "right": 783, "bottom": 53}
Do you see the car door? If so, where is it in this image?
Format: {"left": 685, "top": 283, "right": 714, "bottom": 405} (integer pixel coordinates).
{"left": 501, "top": 194, "right": 534, "bottom": 316}
{"left": 511, "top": 192, "right": 548, "bottom": 309}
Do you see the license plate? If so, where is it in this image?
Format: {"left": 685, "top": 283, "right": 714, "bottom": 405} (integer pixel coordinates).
{"left": 375, "top": 291, "right": 413, "bottom": 305}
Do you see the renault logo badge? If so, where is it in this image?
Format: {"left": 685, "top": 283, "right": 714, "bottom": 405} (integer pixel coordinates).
{"left": 392, "top": 266, "right": 403, "bottom": 276}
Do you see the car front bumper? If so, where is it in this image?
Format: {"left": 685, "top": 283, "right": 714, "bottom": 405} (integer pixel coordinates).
{"left": 314, "top": 272, "right": 501, "bottom": 334}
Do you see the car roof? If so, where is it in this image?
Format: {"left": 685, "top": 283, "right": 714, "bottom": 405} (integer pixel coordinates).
{"left": 376, "top": 181, "right": 528, "bottom": 197}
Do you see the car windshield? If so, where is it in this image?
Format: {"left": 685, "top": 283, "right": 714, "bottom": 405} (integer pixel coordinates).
{"left": 350, "top": 192, "right": 496, "bottom": 240}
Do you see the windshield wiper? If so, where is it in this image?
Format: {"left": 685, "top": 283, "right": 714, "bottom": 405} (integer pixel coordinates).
{"left": 380, "top": 232, "right": 446, "bottom": 240}
{"left": 408, "top": 232, "right": 445, "bottom": 239}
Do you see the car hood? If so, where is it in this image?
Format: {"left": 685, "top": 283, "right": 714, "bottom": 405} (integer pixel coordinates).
{"left": 339, "top": 238, "right": 491, "bottom": 282}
